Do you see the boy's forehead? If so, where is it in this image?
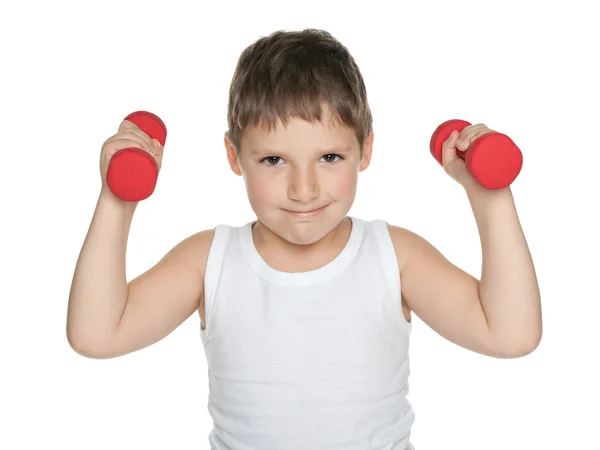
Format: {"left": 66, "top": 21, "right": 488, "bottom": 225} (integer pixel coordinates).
{"left": 242, "top": 117, "right": 358, "bottom": 153}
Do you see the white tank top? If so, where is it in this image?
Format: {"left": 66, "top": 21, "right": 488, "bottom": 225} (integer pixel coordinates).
{"left": 200, "top": 217, "right": 415, "bottom": 449}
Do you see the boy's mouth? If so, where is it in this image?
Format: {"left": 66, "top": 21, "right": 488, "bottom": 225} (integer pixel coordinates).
{"left": 283, "top": 204, "right": 328, "bottom": 218}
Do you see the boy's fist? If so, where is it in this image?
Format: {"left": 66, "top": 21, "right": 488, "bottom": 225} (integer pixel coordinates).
{"left": 99, "top": 119, "right": 164, "bottom": 199}
{"left": 441, "top": 123, "right": 495, "bottom": 189}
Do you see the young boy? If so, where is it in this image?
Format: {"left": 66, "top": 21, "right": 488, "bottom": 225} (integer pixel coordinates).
{"left": 67, "top": 29, "right": 542, "bottom": 449}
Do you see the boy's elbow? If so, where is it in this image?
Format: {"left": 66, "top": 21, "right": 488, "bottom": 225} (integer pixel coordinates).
{"left": 495, "top": 331, "right": 542, "bottom": 359}
{"left": 520, "top": 332, "right": 542, "bottom": 357}
{"left": 67, "top": 334, "right": 98, "bottom": 359}
{"left": 66, "top": 329, "right": 117, "bottom": 360}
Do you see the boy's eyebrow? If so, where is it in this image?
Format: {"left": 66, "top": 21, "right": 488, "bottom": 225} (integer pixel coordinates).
{"left": 249, "top": 146, "right": 353, "bottom": 155}
{"left": 324, "top": 146, "right": 353, "bottom": 153}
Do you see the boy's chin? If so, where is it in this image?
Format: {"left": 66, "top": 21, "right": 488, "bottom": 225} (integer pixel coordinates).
{"left": 268, "top": 212, "right": 349, "bottom": 246}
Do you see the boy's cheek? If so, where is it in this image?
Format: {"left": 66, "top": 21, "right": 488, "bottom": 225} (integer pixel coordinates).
{"left": 331, "top": 174, "right": 358, "bottom": 198}
{"left": 335, "top": 182, "right": 354, "bottom": 197}
{"left": 246, "top": 179, "right": 277, "bottom": 205}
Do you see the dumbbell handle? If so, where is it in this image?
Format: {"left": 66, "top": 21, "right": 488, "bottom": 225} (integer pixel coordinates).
{"left": 106, "top": 111, "right": 167, "bottom": 202}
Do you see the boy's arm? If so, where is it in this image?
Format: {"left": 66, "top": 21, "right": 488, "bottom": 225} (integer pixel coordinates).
{"left": 67, "top": 189, "right": 214, "bottom": 359}
{"left": 389, "top": 187, "right": 542, "bottom": 358}
{"left": 111, "top": 228, "right": 214, "bottom": 358}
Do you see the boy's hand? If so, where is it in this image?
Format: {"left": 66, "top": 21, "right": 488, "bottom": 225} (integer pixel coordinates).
{"left": 99, "top": 120, "right": 164, "bottom": 192}
{"left": 441, "top": 123, "right": 495, "bottom": 190}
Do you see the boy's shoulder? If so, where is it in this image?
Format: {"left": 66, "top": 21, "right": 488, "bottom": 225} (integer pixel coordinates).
{"left": 168, "top": 227, "right": 217, "bottom": 277}
{"left": 381, "top": 221, "right": 441, "bottom": 288}
{"left": 178, "top": 227, "right": 216, "bottom": 252}
{"left": 381, "top": 222, "right": 421, "bottom": 269}
{"left": 383, "top": 220, "right": 455, "bottom": 282}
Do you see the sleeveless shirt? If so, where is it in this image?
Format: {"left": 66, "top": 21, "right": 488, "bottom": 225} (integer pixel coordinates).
{"left": 200, "top": 217, "right": 415, "bottom": 449}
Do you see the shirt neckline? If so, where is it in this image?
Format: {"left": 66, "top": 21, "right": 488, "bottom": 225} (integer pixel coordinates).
{"left": 238, "top": 216, "right": 364, "bottom": 287}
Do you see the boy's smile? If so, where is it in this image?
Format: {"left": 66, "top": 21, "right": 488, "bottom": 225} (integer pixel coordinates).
{"left": 283, "top": 203, "right": 329, "bottom": 219}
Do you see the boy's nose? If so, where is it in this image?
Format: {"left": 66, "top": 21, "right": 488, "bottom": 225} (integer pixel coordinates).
{"left": 287, "top": 170, "right": 319, "bottom": 204}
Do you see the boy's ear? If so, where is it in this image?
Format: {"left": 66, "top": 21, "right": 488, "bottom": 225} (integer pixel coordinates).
{"left": 359, "top": 132, "right": 374, "bottom": 172}
{"left": 224, "top": 132, "right": 242, "bottom": 176}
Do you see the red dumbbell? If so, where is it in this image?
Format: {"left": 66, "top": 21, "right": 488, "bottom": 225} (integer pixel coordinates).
{"left": 106, "top": 111, "right": 167, "bottom": 202}
{"left": 430, "top": 119, "right": 523, "bottom": 190}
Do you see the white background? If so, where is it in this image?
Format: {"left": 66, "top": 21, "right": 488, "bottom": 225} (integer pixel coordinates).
{"left": 1, "top": 0, "right": 598, "bottom": 448}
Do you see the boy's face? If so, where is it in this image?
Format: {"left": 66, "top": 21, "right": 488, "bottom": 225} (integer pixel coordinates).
{"left": 225, "top": 113, "right": 373, "bottom": 246}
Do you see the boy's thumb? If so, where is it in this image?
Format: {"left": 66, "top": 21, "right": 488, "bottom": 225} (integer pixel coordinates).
{"left": 152, "top": 139, "right": 163, "bottom": 154}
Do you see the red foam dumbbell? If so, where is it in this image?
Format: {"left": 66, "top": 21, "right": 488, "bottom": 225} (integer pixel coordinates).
{"left": 106, "top": 111, "right": 167, "bottom": 202}
{"left": 430, "top": 119, "right": 523, "bottom": 190}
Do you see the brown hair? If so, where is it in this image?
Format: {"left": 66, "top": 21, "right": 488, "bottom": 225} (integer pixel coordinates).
{"left": 226, "top": 29, "right": 373, "bottom": 153}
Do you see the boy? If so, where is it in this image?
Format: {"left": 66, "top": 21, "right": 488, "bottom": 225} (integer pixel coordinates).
{"left": 67, "top": 29, "right": 542, "bottom": 449}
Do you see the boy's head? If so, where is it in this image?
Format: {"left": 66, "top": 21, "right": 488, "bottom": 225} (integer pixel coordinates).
{"left": 224, "top": 29, "right": 374, "bottom": 246}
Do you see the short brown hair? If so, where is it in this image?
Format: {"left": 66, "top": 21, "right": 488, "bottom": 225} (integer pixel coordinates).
{"left": 226, "top": 29, "right": 373, "bottom": 153}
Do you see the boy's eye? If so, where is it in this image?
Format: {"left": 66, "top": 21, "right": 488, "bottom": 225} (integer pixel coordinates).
{"left": 321, "top": 154, "right": 341, "bottom": 163}
{"left": 261, "top": 156, "right": 283, "bottom": 166}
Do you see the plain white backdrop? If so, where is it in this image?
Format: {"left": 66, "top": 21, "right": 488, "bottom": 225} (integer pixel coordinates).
{"left": 1, "top": 0, "right": 598, "bottom": 448}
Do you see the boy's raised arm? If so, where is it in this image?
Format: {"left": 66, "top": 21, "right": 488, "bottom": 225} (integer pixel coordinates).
{"left": 66, "top": 189, "right": 136, "bottom": 356}
{"left": 66, "top": 120, "right": 213, "bottom": 359}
